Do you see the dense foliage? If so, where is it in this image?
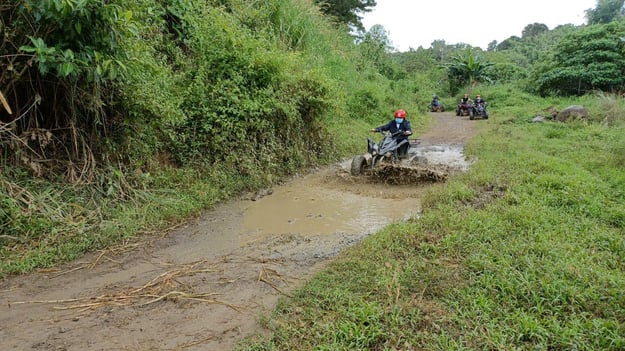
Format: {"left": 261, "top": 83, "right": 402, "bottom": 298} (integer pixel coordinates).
{"left": 1, "top": 0, "right": 133, "bottom": 179}
{"left": 314, "top": 0, "right": 376, "bottom": 31}
{"left": 586, "top": 0, "right": 625, "bottom": 24}
{"left": 0, "top": 0, "right": 420, "bottom": 275}
{"left": 535, "top": 21, "right": 625, "bottom": 95}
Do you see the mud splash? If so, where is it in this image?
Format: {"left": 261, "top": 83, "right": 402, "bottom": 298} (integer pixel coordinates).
{"left": 358, "top": 141, "right": 473, "bottom": 185}
{"left": 239, "top": 140, "right": 475, "bottom": 240}
{"left": 412, "top": 142, "right": 473, "bottom": 172}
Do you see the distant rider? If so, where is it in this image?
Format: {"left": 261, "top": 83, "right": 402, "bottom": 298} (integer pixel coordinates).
{"left": 474, "top": 94, "right": 485, "bottom": 105}
{"left": 432, "top": 95, "right": 440, "bottom": 106}
{"left": 370, "top": 109, "right": 413, "bottom": 158}
{"left": 431, "top": 95, "right": 442, "bottom": 110}
{"left": 460, "top": 93, "right": 471, "bottom": 105}
{"left": 456, "top": 93, "right": 472, "bottom": 115}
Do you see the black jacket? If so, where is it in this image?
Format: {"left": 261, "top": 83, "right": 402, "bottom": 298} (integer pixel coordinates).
{"left": 374, "top": 119, "right": 412, "bottom": 143}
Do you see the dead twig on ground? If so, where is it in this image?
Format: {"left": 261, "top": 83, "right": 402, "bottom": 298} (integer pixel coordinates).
{"left": 257, "top": 266, "right": 292, "bottom": 298}
{"left": 0, "top": 90, "right": 12, "bottom": 115}
{"left": 49, "top": 264, "right": 88, "bottom": 278}
{"left": 10, "top": 260, "right": 243, "bottom": 313}
{"left": 172, "top": 334, "right": 215, "bottom": 351}
{"left": 45, "top": 241, "right": 142, "bottom": 278}
{"left": 0, "top": 234, "right": 22, "bottom": 241}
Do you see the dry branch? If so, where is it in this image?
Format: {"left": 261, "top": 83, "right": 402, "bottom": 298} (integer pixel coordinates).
{"left": 172, "top": 335, "right": 214, "bottom": 351}
{"left": 11, "top": 260, "right": 242, "bottom": 313}
{"left": 257, "top": 266, "right": 292, "bottom": 297}
{"left": 0, "top": 90, "right": 12, "bottom": 115}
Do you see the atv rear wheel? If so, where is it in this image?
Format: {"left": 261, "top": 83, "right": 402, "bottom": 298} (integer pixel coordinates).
{"left": 350, "top": 155, "right": 368, "bottom": 176}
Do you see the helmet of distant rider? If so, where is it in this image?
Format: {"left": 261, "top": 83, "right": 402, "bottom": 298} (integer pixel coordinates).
{"left": 394, "top": 109, "right": 406, "bottom": 119}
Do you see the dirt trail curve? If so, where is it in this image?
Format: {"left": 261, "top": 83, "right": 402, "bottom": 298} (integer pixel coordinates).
{"left": 0, "top": 112, "right": 477, "bottom": 351}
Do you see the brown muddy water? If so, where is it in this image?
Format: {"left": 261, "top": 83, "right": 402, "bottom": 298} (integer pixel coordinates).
{"left": 240, "top": 144, "right": 471, "bottom": 238}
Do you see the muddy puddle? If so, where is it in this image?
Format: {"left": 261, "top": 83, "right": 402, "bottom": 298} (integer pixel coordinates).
{"left": 167, "top": 141, "right": 473, "bottom": 269}
{"left": 238, "top": 142, "right": 472, "bottom": 239}
{"left": 244, "top": 173, "right": 421, "bottom": 234}
{"left": 164, "top": 163, "right": 429, "bottom": 266}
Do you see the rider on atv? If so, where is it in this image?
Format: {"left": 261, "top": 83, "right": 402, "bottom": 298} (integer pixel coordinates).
{"left": 370, "top": 109, "right": 413, "bottom": 158}
{"left": 430, "top": 95, "right": 444, "bottom": 112}
{"left": 456, "top": 93, "right": 472, "bottom": 116}
{"left": 473, "top": 94, "right": 485, "bottom": 106}
{"left": 471, "top": 94, "right": 489, "bottom": 119}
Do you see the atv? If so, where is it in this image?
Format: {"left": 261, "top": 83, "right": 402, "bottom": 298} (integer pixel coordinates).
{"left": 429, "top": 100, "right": 445, "bottom": 112}
{"left": 470, "top": 102, "right": 489, "bottom": 120}
{"left": 350, "top": 130, "right": 410, "bottom": 176}
{"left": 456, "top": 102, "right": 472, "bottom": 116}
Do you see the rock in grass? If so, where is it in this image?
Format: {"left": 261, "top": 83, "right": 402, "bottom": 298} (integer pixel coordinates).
{"left": 555, "top": 105, "right": 589, "bottom": 122}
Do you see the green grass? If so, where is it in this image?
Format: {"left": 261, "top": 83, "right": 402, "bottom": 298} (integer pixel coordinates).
{"left": 235, "top": 99, "right": 625, "bottom": 350}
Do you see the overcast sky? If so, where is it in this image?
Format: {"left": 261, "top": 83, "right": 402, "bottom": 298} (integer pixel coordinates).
{"left": 361, "top": 0, "right": 598, "bottom": 51}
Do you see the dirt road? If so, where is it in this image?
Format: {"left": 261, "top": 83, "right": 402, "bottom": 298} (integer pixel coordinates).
{"left": 0, "top": 112, "right": 477, "bottom": 351}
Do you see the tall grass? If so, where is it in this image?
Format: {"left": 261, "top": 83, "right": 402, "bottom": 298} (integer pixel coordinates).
{"left": 236, "top": 95, "right": 625, "bottom": 350}
{"left": 0, "top": 164, "right": 247, "bottom": 275}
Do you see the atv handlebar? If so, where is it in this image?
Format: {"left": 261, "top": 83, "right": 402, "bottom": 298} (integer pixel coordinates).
{"left": 370, "top": 129, "right": 411, "bottom": 136}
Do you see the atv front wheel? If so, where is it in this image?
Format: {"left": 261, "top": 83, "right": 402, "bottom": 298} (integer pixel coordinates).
{"left": 350, "top": 155, "right": 368, "bottom": 176}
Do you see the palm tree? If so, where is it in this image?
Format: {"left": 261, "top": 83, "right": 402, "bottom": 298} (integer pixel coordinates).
{"left": 444, "top": 50, "right": 493, "bottom": 93}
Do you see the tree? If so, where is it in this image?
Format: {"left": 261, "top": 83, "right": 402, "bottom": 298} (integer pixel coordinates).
{"left": 496, "top": 36, "right": 522, "bottom": 51}
{"left": 364, "top": 24, "right": 392, "bottom": 49}
{"left": 487, "top": 40, "right": 498, "bottom": 52}
{"left": 444, "top": 50, "right": 494, "bottom": 94}
{"left": 358, "top": 25, "right": 405, "bottom": 79}
{"left": 585, "top": 0, "right": 625, "bottom": 24}
{"left": 522, "top": 23, "right": 549, "bottom": 39}
{"left": 533, "top": 22, "right": 625, "bottom": 95}
{"left": 430, "top": 40, "right": 451, "bottom": 62}
{"left": 315, "top": 0, "right": 376, "bottom": 32}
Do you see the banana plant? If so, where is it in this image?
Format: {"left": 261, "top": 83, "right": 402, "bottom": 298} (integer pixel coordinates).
{"left": 444, "top": 50, "right": 493, "bottom": 92}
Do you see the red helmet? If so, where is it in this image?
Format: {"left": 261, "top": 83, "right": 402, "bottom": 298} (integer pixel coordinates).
{"left": 394, "top": 109, "right": 406, "bottom": 119}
